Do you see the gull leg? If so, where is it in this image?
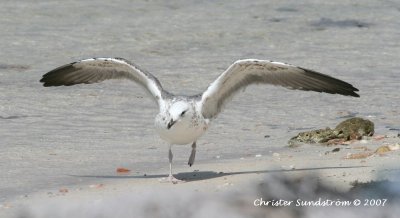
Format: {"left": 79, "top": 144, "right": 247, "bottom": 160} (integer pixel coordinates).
{"left": 159, "top": 145, "right": 184, "bottom": 184}
{"left": 168, "top": 146, "right": 173, "bottom": 177}
{"left": 188, "top": 141, "right": 196, "bottom": 167}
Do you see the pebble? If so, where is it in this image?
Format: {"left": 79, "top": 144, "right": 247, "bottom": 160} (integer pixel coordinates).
{"left": 388, "top": 143, "right": 400, "bottom": 151}
{"left": 373, "top": 135, "right": 386, "bottom": 140}
{"left": 116, "top": 167, "right": 131, "bottom": 173}
{"left": 59, "top": 188, "right": 69, "bottom": 193}
{"left": 89, "top": 184, "right": 104, "bottom": 189}
{"left": 218, "top": 182, "right": 234, "bottom": 189}
{"left": 255, "top": 154, "right": 262, "bottom": 157}
{"left": 325, "top": 149, "right": 340, "bottom": 155}
{"left": 375, "top": 144, "right": 400, "bottom": 154}
{"left": 282, "top": 165, "right": 295, "bottom": 170}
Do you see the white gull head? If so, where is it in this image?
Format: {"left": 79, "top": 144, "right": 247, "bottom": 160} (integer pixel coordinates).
{"left": 155, "top": 98, "right": 209, "bottom": 145}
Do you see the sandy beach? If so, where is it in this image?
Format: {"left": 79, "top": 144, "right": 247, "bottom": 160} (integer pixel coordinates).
{"left": 1, "top": 0, "right": 399, "bottom": 217}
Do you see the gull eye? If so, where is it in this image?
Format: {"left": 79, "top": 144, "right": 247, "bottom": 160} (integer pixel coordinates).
{"left": 181, "top": 110, "right": 187, "bottom": 116}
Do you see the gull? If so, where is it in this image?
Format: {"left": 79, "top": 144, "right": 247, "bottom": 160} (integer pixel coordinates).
{"left": 40, "top": 57, "right": 359, "bottom": 183}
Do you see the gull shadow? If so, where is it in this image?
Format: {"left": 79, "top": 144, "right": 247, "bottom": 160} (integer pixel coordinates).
{"left": 71, "top": 165, "right": 369, "bottom": 182}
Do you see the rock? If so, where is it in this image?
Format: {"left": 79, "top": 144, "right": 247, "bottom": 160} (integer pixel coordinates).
{"left": 375, "top": 146, "right": 391, "bottom": 154}
{"left": 289, "top": 117, "right": 374, "bottom": 146}
{"left": 59, "top": 188, "right": 69, "bottom": 193}
{"left": 345, "top": 152, "right": 374, "bottom": 159}
{"left": 344, "top": 143, "right": 399, "bottom": 159}
{"left": 388, "top": 143, "right": 400, "bottom": 151}
{"left": 89, "top": 184, "right": 104, "bottom": 189}
{"left": 288, "top": 127, "right": 337, "bottom": 145}
{"left": 376, "top": 144, "right": 400, "bottom": 154}
{"left": 325, "top": 147, "right": 341, "bottom": 155}
{"left": 333, "top": 117, "right": 374, "bottom": 140}
{"left": 373, "top": 135, "right": 386, "bottom": 140}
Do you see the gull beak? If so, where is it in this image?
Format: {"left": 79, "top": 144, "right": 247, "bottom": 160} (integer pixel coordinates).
{"left": 167, "top": 119, "right": 176, "bottom": 129}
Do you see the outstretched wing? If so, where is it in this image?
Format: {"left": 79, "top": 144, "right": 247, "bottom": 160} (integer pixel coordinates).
{"left": 200, "top": 59, "right": 359, "bottom": 119}
{"left": 40, "top": 57, "right": 166, "bottom": 104}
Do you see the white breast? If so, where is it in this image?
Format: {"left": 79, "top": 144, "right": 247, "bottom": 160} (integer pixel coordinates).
{"left": 155, "top": 115, "right": 209, "bottom": 145}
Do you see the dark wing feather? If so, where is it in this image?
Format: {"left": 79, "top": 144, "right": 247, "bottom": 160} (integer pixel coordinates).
{"left": 200, "top": 59, "right": 359, "bottom": 119}
{"left": 40, "top": 57, "right": 166, "bottom": 104}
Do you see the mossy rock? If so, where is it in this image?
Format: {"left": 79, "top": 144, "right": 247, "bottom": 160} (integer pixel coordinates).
{"left": 333, "top": 117, "right": 374, "bottom": 140}
{"left": 288, "top": 117, "right": 374, "bottom": 146}
{"left": 288, "top": 127, "right": 336, "bottom": 145}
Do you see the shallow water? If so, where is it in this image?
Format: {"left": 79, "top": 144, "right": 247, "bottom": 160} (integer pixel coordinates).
{"left": 0, "top": 0, "right": 399, "bottom": 201}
